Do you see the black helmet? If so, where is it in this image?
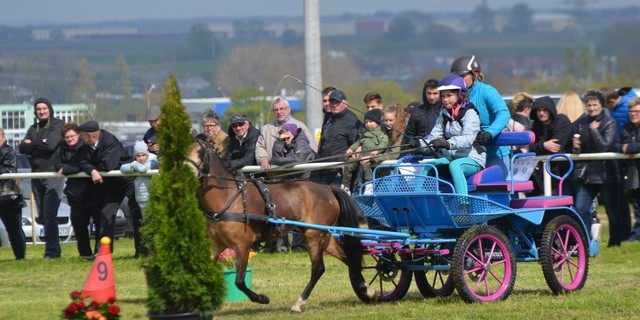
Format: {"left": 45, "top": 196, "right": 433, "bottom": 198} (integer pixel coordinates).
{"left": 450, "top": 55, "right": 481, "bottom": 76}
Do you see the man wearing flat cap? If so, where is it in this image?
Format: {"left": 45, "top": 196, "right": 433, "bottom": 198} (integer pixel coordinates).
{"left": 143, "top": 105, "right": 161, "bottom": 155}
{"left": 19, "top": 97, "right": 65, "bottom": 259}
{"left": 223, "top": 114, "right": 260, "bottom": 171}
{"left": 77, "top": 120, "right": 135, "bottom": 254}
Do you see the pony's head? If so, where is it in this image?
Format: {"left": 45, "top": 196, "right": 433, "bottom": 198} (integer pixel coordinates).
{"left": 186, "top": 137, "right": 210, "bottom": 177}
{"left": 186, "top": 137, "right": 231, "bottom": 179}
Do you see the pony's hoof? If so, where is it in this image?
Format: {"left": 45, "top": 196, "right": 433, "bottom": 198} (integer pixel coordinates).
{"left": 290, "top": 297, "right": 306, "bottom": 313}
{"left": 256, "top": 294, "right": 270, "bottom": 304}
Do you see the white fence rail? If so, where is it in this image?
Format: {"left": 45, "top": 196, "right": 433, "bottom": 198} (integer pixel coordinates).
{"left": 1, "top": 153, "right": 635, "bottom": 244}
{"left": 2, "top": 153, "right": 639, "bottom": 195}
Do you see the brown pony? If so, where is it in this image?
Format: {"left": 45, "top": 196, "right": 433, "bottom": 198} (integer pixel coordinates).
{"left": 186, "top": 139, "right": 376, "bottom": 312}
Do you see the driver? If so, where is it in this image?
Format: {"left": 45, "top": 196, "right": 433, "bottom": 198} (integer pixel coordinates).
{"left": 419, "top": 74, "right": 486, "bottom": 195}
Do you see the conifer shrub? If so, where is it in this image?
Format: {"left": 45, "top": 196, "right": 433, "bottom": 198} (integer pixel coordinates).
{"left": 142, "top": 74, "right": 225, "bottom": 318}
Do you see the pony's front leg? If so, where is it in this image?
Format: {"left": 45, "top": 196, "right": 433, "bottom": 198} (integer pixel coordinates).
{"left": 233, "top": 249, "right": 270, "bottom": 304}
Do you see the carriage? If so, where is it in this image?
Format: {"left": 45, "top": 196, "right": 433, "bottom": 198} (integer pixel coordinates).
{"left": 190, "top": 130, "right": 598, "bottom": 311}
{"left": 348, "top": 131, "right": 598, "bottom": 303}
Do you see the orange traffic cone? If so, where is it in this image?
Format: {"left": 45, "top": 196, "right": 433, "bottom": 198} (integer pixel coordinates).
{"left": 81, "top": 237, "right": 116, "bottom": 303}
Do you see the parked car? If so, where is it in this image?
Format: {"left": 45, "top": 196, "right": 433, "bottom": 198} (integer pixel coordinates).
{"left": 503, "top": 93, "right": 563, "bottom": 108}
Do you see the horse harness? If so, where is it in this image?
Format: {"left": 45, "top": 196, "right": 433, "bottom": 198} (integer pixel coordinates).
{"left": 199, "top": 175, "right": 277, "bottom": 225}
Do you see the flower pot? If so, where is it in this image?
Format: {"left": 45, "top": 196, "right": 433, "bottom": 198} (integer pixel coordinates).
{"left": 223, "top": 267, "right": 253, "bottom": 302}
{"left": 148, "top": 311, "right": 204, "bottom": 320}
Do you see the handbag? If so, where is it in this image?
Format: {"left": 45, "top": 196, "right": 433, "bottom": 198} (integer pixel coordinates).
{"left": 0, "top": 179, "right": 23, "bottom": 207}
{"left": 573, "top": 161, "right": 589, "bottom": 183}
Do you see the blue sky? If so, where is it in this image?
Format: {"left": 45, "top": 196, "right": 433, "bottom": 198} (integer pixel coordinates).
{"left": 3, "top": 0, "right": 638, "bottom": 26}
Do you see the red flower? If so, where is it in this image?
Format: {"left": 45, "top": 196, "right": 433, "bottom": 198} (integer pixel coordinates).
{"left": 70, "top": 290, "right": 82, "bottom": 300}
{"left": 108, "top": 305, "right": 121, "bottom": 316}
{"left": 62, "top": 290, "right": 121, "bottom": 320}
{"left": 64, "top": 303, "right": 78, "bottom": 314}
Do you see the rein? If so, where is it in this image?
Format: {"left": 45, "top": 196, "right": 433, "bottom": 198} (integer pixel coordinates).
{"left": 260, "top": 143, "right": 421, "bottom": 180}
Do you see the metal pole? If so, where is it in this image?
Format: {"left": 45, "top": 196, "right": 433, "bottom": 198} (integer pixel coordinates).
{"left": 146, "top": 84, "right": 156, "bottom": 109}
{"left": 304, "top": 0, "right": 323, "bottom": 144}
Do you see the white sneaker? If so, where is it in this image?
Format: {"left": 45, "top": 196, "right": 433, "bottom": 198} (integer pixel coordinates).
{"left": 364, "top": 184, "right": 373, "bottom": 195}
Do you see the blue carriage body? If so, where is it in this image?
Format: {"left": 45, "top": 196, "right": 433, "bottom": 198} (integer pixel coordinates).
{"left": 352, "top": 132, "right": 600, "bottom": 260}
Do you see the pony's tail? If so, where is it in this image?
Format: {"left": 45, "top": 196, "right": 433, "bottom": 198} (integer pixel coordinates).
{"left": 332, "top": 189, "right": 363, "bottom": 272}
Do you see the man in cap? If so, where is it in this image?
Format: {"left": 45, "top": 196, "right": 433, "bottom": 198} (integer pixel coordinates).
{"left": 77, "top": 121, "right": 135, "bottom": 254}
{"left": 223, "top": 114, "right": 260, "bottom": 171}
{"left": 143, "top": 105, "right": 161, "bottom": 155}
{"left": 19, "top": 97, "right": 65, "bottom": 259}
{"left": 314, "top": 90, "right": 363, "bottom": 186}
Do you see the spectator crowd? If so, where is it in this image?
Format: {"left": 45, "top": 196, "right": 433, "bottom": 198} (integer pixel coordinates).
{"left": 1, "top": 54, "right": 638, "bottom": 261}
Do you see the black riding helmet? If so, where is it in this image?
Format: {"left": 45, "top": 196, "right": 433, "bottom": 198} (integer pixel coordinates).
{"left": 450, "top": 55, "right": 481, "bottom": 76}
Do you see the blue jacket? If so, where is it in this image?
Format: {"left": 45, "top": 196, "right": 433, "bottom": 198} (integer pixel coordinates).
{"left": 611, "top": 89, "right": 638, "bottom": 137}
{"left": 468, "top": 80, "right": 511, "bottom": 160}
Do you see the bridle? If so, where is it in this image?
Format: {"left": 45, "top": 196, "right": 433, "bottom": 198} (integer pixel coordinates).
{"left": 188, "top": 138, "right": 275, "bottom": 224}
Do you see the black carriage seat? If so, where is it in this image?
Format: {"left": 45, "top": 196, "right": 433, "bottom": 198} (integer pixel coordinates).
{"left": 466, "top": 131, "right": 536, "bottom": 193}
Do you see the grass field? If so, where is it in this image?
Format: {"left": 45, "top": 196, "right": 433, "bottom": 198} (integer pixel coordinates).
{"left": 1, "top": 223, "right": 639, "bottom": 320}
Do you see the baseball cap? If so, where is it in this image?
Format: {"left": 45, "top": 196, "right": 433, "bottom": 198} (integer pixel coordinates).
{"left": 230, "top": 114, "right": 248, "bottom": 125}
{"left": 329, "top": 90, "right": 346, "bottom": 102}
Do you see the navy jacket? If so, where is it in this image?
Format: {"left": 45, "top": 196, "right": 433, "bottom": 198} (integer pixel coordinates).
{"left": 223, "top": 125, "right": 260, "bottom": 171}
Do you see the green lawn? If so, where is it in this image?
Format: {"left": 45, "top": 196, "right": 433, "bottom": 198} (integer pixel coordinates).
{"left": 1, "top": 227, "right": 639, "bottom": 319}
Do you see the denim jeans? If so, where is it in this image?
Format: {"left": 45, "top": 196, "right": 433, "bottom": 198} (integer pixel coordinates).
{"left": 32, "top": 178, "right": 63, "bottom": 257}
{"left": 574, "top": 182, "right": 630, "bottom": 246}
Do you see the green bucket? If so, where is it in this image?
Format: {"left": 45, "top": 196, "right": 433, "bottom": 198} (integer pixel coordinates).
{"left": 224, "top": 267, "right": 253, "bottom": 302}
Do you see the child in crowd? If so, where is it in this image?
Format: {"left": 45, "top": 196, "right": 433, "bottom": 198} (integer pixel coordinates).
{"left": 342, "top": 108, "right": 388, "bottom": 194}
{"left": 120, "top": 141, "right": 159, "bottom": 216}
{"left": 421, "top": 74, "right": 486, "bottom": 195}
{"left": 270, "top": 123, "right": 316, "bottom": 178}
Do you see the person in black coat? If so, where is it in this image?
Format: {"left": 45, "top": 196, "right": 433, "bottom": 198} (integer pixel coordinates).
{"left": 403, "top": 79, "right": 442, "bottom": 150}
{"left": 77, "top": 121, "right": 134, "bottom": 253}
{"left": 314, "top": 90, "right": 363, "bottom": 186}
{"left": 223, "top": 114, "right": 260, "bottom": 171}
{"left": 0, "top": 128, "right": 26, "bottom": 260}
{"left": 55, "top": 122, "right": 101, "bottom": 259}
{"left": 528, "top": 95, "right": 572, "bottom": 196}
{"left": 619, "top": 96, "right": 640, "bottom": 241}
{"left": 18, "top": 97, "right": 65, "bottom": 259}
{"left": 572, "top": 91, "right": 629, "bottom": 246}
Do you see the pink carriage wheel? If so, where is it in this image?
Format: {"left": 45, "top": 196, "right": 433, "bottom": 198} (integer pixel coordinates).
{"left": 540, "top": 215, "right": 589, "bottom": 294}
{"left": 452, "top": 225, "right": 516, "bottom": 302}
